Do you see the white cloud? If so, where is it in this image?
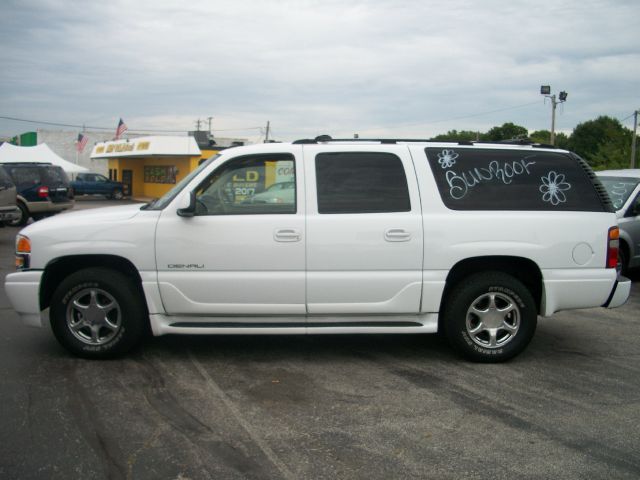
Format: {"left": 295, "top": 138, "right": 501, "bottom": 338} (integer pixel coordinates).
{"left": 1, "top": 0, "right": 638, "bottom": 140}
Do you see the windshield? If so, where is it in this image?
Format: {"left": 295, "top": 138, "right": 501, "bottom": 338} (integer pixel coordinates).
{"left": 143, "top": 154, "right": 220, "bottom": 210}
{"left": 598, "top": 176, "right": 640, "bottom": 210}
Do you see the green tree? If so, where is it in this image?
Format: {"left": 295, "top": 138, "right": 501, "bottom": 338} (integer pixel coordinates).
{"left": 529, "top": 130, "right": 570, "bottom": 148}
{"left": 568, "top": 116, "right": 632, "bottom": 169}
{"left": 430, "top": 130, "right": 480, "bottom": 142}
{"left": 482, "top": 122, "right": 528, "bottom": 141}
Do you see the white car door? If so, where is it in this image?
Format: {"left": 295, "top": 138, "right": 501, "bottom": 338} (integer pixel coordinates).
{"left": 155, "top": 147, "right": 306, "bottom": 316}
{"left": 304, "top": 145, "right": 424, "bottom": 314}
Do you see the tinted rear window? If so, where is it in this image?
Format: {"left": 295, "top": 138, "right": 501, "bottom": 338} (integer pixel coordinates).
{"left": 425, "top": 147, "right": 605, "bottom": 211}
{"left": 41, "top": 166, "right": 69, "bottom": 184}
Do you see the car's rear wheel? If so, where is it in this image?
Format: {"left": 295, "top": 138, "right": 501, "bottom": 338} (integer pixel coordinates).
{"left": 443, "top": 272, "right": 537, "bottom": 362}
{"left": 50, "top": 268, "right": 146, "bottom": 358}
{"left": 7, "top": 202, "right": 29, "bottom": 227}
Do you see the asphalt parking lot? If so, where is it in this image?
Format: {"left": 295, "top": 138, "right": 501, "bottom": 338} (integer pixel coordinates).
{"left": 1, "top": 199, "right": 639, "bottom": 480}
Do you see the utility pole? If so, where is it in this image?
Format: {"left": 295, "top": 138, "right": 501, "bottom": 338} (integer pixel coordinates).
{"left": 540, "top": 86, "right": 568, "bottom": 145}
{"left": 264, "top": 121, "right": 270, "bottom": 142}
{"left": 195, "top": 119, "right": 202, "bottom": 131}
{"left": 631, "top": 109, "right": 638, "bottom": 169}
{"left": 207, "top": 117, "right": 213, "bottom": 134}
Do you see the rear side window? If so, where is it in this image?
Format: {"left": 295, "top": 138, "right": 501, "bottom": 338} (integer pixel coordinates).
{"left": 425, "top": 148, "right": 605, "bottom": 211}
{"left": 316, "top": 152, "right": 411, "bottom": 214}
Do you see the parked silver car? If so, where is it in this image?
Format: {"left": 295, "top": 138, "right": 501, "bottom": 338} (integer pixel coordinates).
{"left": 0, "top": 166, "right": 20, "bottom": 226}
{"left": 597, "top": 169, "right": 640, "bottom": 275}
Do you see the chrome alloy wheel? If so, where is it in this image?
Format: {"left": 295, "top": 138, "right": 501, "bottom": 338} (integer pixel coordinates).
{"left": 66, "top": 288, "right": 122, "bottom": 345}
{"left": 465, "top": 292, "right": 520, "bottom": 349}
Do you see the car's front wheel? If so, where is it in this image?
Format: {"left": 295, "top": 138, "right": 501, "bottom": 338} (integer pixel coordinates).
{"left": 7, "top": 202, "right": 29, "bottom": 227}
{"left": 443, "top": 272, "right": 537, "bottom": 362}
{"left": 111, "top": 189, "right": 124, "bottom": 200}
{"left": 50, "top": 268, "right": 146, "bottom": 358}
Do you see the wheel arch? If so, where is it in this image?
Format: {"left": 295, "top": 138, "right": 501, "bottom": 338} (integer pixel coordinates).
{"left": 40, "top": 255, "right": 146, "bottom": 312}
{"left": 440, "top": 256, "right": 543, "bottom": 318}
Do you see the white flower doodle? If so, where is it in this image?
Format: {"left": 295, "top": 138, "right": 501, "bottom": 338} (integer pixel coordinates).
{"left": 437, "top": 149, "right": 459, "bottom": 169}
{"left": 539, "top": 171, "right": 571, "bottom": 205}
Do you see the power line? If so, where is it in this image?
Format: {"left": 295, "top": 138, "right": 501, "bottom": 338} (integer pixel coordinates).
{"left": 0, "top": 114, "right": 263, "bottom": 133}
{"left": 383, "top": 101, "right": 542, "bottom": 129}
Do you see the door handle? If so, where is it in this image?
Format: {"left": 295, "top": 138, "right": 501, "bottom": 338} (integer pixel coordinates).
{"left": 385, "top": 228, "right": 412, "bottom": 242}
{"left": 274, "top": 228, "right": 301, "bottom": 242}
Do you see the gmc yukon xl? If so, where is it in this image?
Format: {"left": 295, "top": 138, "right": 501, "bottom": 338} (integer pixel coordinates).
{"left": 5, "top": 138, "right": 631, "bottom": 362}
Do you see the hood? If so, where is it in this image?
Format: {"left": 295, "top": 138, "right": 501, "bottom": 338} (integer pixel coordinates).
{"left": 20, "top": 203, "right": 146, "bottom": 236}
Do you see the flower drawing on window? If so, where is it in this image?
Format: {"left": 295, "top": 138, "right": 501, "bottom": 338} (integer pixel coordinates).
{"left": 539, "top": 171, "right": 571, "bottom": 205}
{"left": 437, "top": 149, "right": 459, "bottom": 169}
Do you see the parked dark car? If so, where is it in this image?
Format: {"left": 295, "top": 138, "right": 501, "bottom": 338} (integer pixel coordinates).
{"left": 0, "top": 166, "right": 20, "bottom": 226}
{"left": 71, "top": 173, "right": 125, "bottom": 199}
{"left": 0, "top": 163, "right": 74, "bottom": 226}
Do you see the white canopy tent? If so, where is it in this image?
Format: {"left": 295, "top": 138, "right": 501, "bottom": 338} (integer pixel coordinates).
{"left": 0, "top": 142, "right": 89, "bottom": 173}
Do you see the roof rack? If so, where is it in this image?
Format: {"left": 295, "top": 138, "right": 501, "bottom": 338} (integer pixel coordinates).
{"left": 293, "top": 135, "right": 452, "bottom": 145}
{"left": 292, "top": 135, "right": 558, "bottom": 148}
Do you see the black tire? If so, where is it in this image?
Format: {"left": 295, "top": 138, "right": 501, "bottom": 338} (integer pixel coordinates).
{"left": 50, "top": 268, "right": 146, "bottom": 359}
{"left": 111, "top": 189, "right": 124, "bottom": 200}
{"left": 8, "top": 202, "right": 29, "bottom": 227}
{"left": 442, "top": 272, "right": 537, "bottom": 363}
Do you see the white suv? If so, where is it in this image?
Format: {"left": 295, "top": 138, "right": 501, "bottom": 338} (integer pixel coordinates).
{"left": 5, "top": 138, "right": 631, "bottom": 362}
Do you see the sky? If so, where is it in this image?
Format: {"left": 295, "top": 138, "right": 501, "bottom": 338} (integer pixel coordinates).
{"left": 0, "top": 0, "right": 638, "bottom": 143}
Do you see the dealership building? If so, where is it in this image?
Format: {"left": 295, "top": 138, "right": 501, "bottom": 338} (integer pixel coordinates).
{"left": 90, "top": 135, "right": 228, "bottom": 198}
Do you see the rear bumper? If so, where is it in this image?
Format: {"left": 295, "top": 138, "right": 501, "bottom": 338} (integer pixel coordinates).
{"left": 542, "top": 268, "right": 628, "bottom": 316}
{"left": 4, "top": 270, "right": 44, "bottom": 327}
{"left": 603, "top": 275, "right": 632, "bottom": 308}
{"left": 25, "top": 200, "right": 74, "bottom": 214}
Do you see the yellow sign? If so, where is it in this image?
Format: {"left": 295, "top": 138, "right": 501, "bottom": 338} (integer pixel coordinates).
{"left": 95, "top": 141, "right": 151, "bottom": 155}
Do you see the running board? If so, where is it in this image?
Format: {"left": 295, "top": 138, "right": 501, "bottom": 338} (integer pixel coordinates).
{"left": 149, "top": 314, "right": 439, "bottom": 336}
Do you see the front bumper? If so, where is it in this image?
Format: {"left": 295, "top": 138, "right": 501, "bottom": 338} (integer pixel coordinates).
{"left": 0, "top": 206, "right": 20, "bottom": 222}
{"left": 603, "top": 275, "right": 632, "bottom": 308}
{"left": 4, "top": 270, "right": 44, "bottom": 327}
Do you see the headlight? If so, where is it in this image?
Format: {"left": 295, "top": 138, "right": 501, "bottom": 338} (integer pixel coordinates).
{"left": 15, "top": 234, "right": 31, "bottom": 270}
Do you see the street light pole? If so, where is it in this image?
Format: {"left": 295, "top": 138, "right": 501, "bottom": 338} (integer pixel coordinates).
{"left": 550, "top": 94, "right": 557, "bottom": 146}
{"left": 631, "top": 109, "right": 638, "bottom": 169}
{"left": 540, "top": 86, "right": 567, "bottom": 146}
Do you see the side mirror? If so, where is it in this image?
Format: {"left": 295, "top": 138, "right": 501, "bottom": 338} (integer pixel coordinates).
{"left": 177, "top": 191, "right": 196, "bottom": 217}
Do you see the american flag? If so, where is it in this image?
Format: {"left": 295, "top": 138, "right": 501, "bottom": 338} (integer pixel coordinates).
{"left": 115, "top": 118, "right": 128, "bottom": 139}
{"left": 76, "top": 133, "right": 88, "bottom": 152}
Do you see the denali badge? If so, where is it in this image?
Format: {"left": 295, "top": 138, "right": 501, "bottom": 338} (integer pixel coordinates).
{"left": 167, "top": 264, "right": 205, "bottom": 269}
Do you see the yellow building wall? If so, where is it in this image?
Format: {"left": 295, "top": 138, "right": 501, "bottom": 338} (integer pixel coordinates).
{"left": 108, "top": 155, "right": 200, "bottom": 198}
